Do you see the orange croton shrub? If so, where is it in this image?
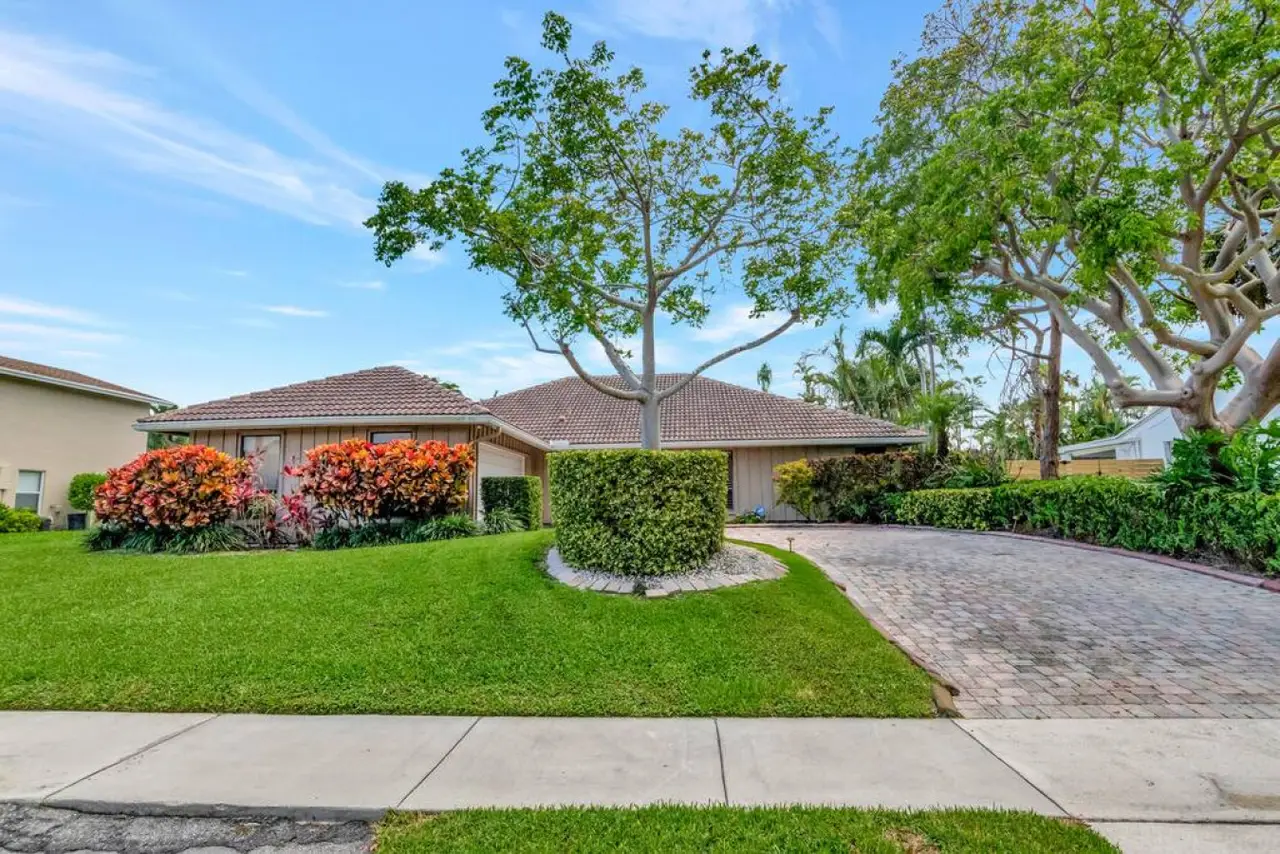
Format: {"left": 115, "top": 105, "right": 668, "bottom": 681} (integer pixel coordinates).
{"left": 95, "top": 445, "right": 254, "bottom": 531}
{"left": 285, "top": 439, "right": 474, "bottom": 523}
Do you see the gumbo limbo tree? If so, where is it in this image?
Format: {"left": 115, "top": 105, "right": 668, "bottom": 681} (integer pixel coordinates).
{"left": 367, "top": 12, "right": 852, "bottom": 448}
{"left": 853, "top": 0, "right": 1280, "bottom": 436}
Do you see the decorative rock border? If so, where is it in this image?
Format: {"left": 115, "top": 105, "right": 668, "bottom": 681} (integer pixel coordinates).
{"left": 545, "top": 543, "right": 787, "bottom": 597}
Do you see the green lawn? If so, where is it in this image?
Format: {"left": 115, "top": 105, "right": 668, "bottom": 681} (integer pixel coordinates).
{"left": 0, "top": 530, "right": 933, "bottom": 716}
{"left": 375, "top": 807, "right": 1116, "bottom": 853}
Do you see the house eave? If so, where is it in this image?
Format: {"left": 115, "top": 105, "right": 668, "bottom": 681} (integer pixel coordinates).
{"left": 133, "top": 413, "right": 552, "bottom": 451}
{"left": 2, "top": 367, "right": 172, "bottom": 407}
{"left": 548, "top": 435, "right": 927, "bottom": 450}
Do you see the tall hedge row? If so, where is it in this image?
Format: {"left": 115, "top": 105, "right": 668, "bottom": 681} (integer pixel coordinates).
{"left": 550, "top": 449, "right": 727, "bottom": 575}
{"left": 481, "top": 475, "right": 543, "bottom": 530}
{"left": 892, "top": 477, "right": 1280, "bottom": 574}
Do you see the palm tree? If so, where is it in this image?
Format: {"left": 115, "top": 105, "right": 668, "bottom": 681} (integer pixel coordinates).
{"left": 908, "top": 380, "right": 981, "bottom": 457}
{"left": 756, "top": 362, "right": 773, "bottom": 393}
{"left": 796, "top": 326, "right": 918, "bottom": 421}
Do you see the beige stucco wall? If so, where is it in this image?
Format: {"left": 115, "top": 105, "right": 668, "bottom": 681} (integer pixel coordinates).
{"left": 190, "top": 424, "right": 546, "bottom": 520}
{"left": 0, "top": 375, "right": 151, "bottom": 527}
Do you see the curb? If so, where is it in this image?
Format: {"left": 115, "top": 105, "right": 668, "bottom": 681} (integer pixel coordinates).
{"left": 727, "top": 523, "right": 1280, "bottom": 595}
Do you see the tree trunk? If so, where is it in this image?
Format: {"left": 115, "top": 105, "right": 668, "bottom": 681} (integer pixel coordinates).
{"left": 935, "top": 419, "right": 949, "bottom": 458}
{"left": 1040, "top": 315, "right": 1062, "bottom": 480}
{"left": 639, "top": 395, "right": 661, "bottom": 450}
{"left": 639, "top": 304, "right": 661, "bottom": 450}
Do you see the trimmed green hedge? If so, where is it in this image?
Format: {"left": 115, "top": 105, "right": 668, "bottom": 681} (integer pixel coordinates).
{"left": 550, "top": 449, "right": 727, "bottom": 575}
{"left": 892, "top": 477, "right": 1280, "bottom": 574}
{"left": 481, "top": 475, "right": 542, "bottom": 530}
{"left": 0, "top": 505, "right": 43, "bottom": 534}
{"left": 801, "top": 451, "right": 1005, "bottom": 522}
{"left": 67, "top": 473, "right": 107, "bottom": 513}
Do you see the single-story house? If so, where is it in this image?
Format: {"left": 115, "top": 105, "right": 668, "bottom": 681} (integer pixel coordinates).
{"left": 1, "top": 355, "right": 171, "bottom": 528}
{"left": 136, "top": 366, "right": 924, "bottom": 521}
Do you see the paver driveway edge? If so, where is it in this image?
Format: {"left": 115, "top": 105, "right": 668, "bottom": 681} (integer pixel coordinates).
{"left": 728, "top": 528, "right": 964, "bottom": 695}
{"left": 729, "top": 523, "right": 1280, "bottom": 594}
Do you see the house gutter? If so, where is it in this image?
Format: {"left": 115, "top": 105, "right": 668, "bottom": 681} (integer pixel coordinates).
{"left": 3, "top": 367, "right": 172, "bottom": 407}
{"left": 132, "top": 414, "right": 553, "bottom": 451}
{"left": 549, "top": 435, "right": 927, "bottom": 450}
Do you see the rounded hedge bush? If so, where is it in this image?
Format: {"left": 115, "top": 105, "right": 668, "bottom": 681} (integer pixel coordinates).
{"left": 67, "top": 472, "right": 107, "bottom": 512}
{"left": 550, "top": 449, "right": 727, "bottom": 575}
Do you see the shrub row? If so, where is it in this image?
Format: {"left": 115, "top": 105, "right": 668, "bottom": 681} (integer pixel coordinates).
{"left": 551, "top": 449, "right": 726, "bottom": 576}
{"left": 776, "top": 451, "right": 1006, "bottom": 522}
{"left": 481, "top": 475, "right": 542, "bottom": 530}
{"left": 0, "top": 504, "right": 42, "bottom": 534}
{"left": 287, "top": 439, "right": 474, "bottom": 523}
{"left": 891, "top": 477, "right": 1280, "bottom": 574}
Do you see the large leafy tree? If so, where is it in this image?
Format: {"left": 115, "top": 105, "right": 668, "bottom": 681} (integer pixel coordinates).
{"left": 368, "top": 12, "right": 852, "bottom": 448}
{"left": 853, "top": 0, "right": 1280, "bottom": 436}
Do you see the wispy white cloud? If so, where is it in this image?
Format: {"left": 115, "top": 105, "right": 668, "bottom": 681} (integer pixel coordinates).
{"left": 408, "top": 245, "right": 445, "bottom": 269}
{"left": 689, "top": 303, "right": 798, "bottom": 343}
{"left": 340, "top": 280, "right": 386, "bottom": 291}
{"left": 262, "top": 305, "right": 329, "bottom": 318}
{"left": 233, "top": 316, "right": 275, "bottom": 329}
{"left": 0, "top": 28, "right": 378, "bottom": 227}
{"left": 596, "top": 0, "right": 838, "bottom": 50}
{"left": 0, "top": 321, "right": 123, "bottom": 343}
{"left": 0, "top": 294, "right": 104, "bottom": 326}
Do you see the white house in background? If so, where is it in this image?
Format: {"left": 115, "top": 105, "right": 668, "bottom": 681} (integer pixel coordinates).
{"left": 1058, "top": 408, "right": 1182, "bottom": 462}
{"left": 1060, "top": 396, "right": 1280, "bottom": 462}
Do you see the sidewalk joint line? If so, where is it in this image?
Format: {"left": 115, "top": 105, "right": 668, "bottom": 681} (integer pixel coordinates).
{"left": 395, "top": 716, "right": 481, "bottom": 809}
{"left": 713, "top": 718, "right": 729, "bottom": 805}
{"left": 950, "top": 721, "right": 1073, "bottom": 818}
{"left": 40, "top": 713, "right": 221, "bottom": 803}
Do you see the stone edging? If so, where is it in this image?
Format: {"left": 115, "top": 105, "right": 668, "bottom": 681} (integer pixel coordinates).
{"left": 726, "top": 522, "right": 1280, "bottom": 594}
{"left": 544, "top": 546, "right": 787, "bottom": 598}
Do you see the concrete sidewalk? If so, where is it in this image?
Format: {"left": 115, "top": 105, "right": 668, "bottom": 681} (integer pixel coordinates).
{"left": 3, "top": 713, "right": 1280, "bottom": 851}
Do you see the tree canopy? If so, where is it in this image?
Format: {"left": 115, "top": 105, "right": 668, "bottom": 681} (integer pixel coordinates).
{"left": 367, "top": 12, "right": 853, "bottom": 447}
{"left": 853, "top": 0, "right": 1280, "bottom": 436}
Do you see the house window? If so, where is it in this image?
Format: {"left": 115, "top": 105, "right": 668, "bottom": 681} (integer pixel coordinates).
{"left": 15, "top": 470, "right": 43, "bottom": 512}
{"left": 240, "top": 435, "right": 282, "bottom": 492}
{"left": 370, "top": 430, "right": 415, "bottom": 443}
{"left": 726, "top": 451, "right": 735, "bottom": 510}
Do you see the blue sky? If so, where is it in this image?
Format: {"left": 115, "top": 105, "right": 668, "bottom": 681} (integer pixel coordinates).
{"left": 0, "top": 0, "right": 1090, "bottom": 407}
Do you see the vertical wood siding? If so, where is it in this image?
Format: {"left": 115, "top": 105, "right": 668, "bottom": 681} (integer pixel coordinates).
{"left": 730, "top": 445, "right": 888, "bottom": 521}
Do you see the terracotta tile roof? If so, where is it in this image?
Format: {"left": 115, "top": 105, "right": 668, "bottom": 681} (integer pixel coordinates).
{"left": 0, "top": 354, "right": 166, "bottom": 403}
{"left": 484, "top": 374, "right": 925, "bottom": 446}
{"left": 138, "top": 366, "right": 490, "bottom": 424}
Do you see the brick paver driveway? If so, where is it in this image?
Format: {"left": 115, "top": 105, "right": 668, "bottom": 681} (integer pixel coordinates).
{"left": 733, "top": 526, "right": 1280, "bottom": 719}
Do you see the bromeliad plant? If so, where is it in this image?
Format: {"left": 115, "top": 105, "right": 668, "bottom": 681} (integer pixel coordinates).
{"left": 285, "top": 439, "right": 474, "bottom": 525}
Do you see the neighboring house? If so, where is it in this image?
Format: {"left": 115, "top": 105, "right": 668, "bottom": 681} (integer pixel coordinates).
{"left": 1059, "top": 397, "right": 1280, "bottom": 463}
{"left": 137, "top": 366, "right": 924, "bottom": 521}
{"left": 0, "top": 355, "right": 171, "bottom": 527}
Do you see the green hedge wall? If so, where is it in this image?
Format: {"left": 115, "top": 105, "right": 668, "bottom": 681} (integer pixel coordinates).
{"left": 550, "top": 449, "right": 727, "bottom": 575}
{"left": 807, "top": 451, "right": 1006, "bottom": 522}
{"left": 481, "top": 475, "right": 543, "bottom": 530}
{"left": 891, "top": 477, "right": 1280, "bottom": 574}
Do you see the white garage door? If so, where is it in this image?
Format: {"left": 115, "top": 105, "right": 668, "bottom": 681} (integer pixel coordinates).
{"left": 478, "top": 443, "right": 527, "bottom": 513}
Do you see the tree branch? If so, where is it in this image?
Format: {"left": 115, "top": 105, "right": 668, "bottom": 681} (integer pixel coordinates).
{"left": 657, "top": 310, "right": 801, "bottom": 401}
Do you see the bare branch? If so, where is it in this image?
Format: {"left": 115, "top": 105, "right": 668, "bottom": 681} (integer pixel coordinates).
{"left": 657, "top": 310, "right": 801, "bottom": 400}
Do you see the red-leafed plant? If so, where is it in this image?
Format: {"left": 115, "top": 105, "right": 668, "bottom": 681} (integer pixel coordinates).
{"left": 95, "top": 445, "right": 254, "bottom": 531}
{"left": 285, "top": 439, "right": 474, "bottom": 524}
